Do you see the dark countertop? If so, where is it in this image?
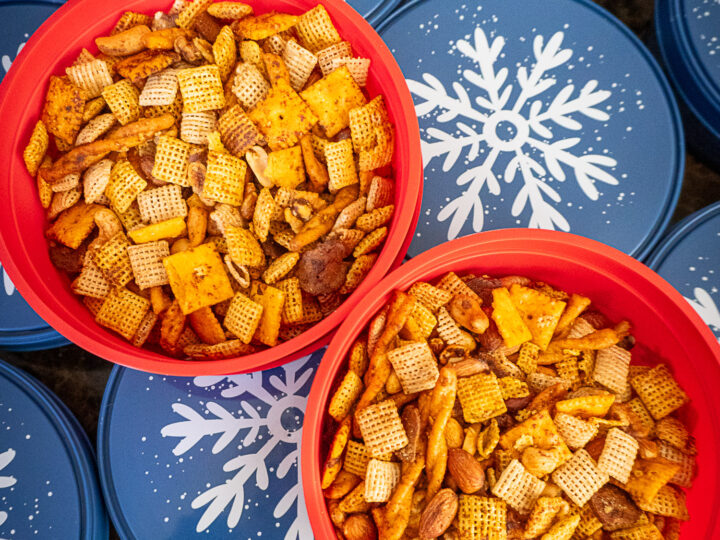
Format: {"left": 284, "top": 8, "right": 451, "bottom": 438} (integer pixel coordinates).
{"left": 1, "top": 1, "right": 719, "bottom": 538}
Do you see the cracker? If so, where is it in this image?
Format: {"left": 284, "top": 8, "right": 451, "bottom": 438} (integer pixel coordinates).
{"left": 554, "top": 393, "right": 615, "bottom": 417}
{"left": 597, "top": 427, "right": 639, "bottom": 483}
{"left": 224, "top": 292, "right": 264, "bottom": 343}
{"left": 163, "top": 243, "right": 235, "bottom": 314}
{"left": 491, "top": 459, "right": 546, "bottom": 514}
{"left": 317, "top": 41, "right": 352, "bottom": 75}
{"left": 355, "top": 399, "right": 408, "bottom": 458}
{"left": 352, "top": 227, "right": 387, "bottom": 257}
{"left": 127, "top": 241, "right": 170, "bottom": 289}
{"left": 457, "top": 372, "right": 507, "bottom": 423}
{"left": 266, "top": 146, "right": 305, "bottom": 189}
{"left": 408, "top": 281, "right": 452, "bottom": 312}
{"left": 551, "top": 449, "right": 608, "bottom": 507}
{"left": 176, "top": 65, "right": 226, "bottom": 113}
{"left": 137, "top": 184, "right": 188, "bottom": 224}
{"left": 626, "top": 398, "right": 656, "bottom": 438}
{"left": 102, "top": 79, "right": 140, "bottom": 125}
{"left": 387, "top": 341, "right": 440, "bottom": 394}
{"left": 457, "top": 495, "right": 506, "bottom": 540}
{"left": 283, "top": 40, "right": 317, "bottom": 91}
{"left": 295, "top": 5, "right": 341, "bottom": 52}
{"left": 630, "top": 365, "right": 688, "bottom": 420}
{"left": 553, "top": 412, "right": 598, "bottom": 450}
{"left": 225, "top": 226, "right": 264, "bottom": 267}
{"left": 249, "top": 79, "right": 318, "bottom": 150}
{"left": 301, "top": 66, "right": 366, "bottom": 138}
{"left": 96, "top": 287, "right": 151, "bottom": 341}
{"left": 593, "top": 345, "right": 631, "bottom": 394}
{"left": 203, "top": 150, "right": 248, "bottom": 205}
{"left": 218, "top": 104, "right": 265, "bottom": 155}
{"left": 231, "top": 12, "right": 297, "bottom": 40}
{"left": 152, "top": 135, "right": 192, "bottom": 186}
{"left": 139, "top": 70, "right": 179, "bottom": 107}
{"left": 91, "top": 232, "right": 134, "bottom": 287}
{"left": 42, "top": 75, "right": 87, "bottom": 146}
{"left": 364, "top": 459, "right": 400, "bottom": 503}
{"left": 624, "top": 457, "right": 680, "bottom": 506}
{"left": 252, "top": 284, "right": 286, "bottom": 346}
{"left": 232, "top": 62, "right": 271, "bottom": 109}
{"left": 262, "top": 252, "right": 299, "bottom": 284}
{"left": 207, "top": 2, "right": 253, "bottom": 19}
{"left": 71, "top": 257, "right": 111, "bottom": 299}
{"left": 349, "top": 95, "right": 394, "bottom": 171}
{"left": 330, "top": 57, "right": 370, "bottom": 87}
{"left": 492, "top": 287, "right": 533, "bottom": 349}
{"left": 239, "top": 40, "right": 266, "bottom": 77}
{"left": 328, "top": 370, "right": 364, "bottom": 422}
{"left": 509, "top": 284, "right": 566, "bottom": 350}
{"left": 180, "top": 111, "right": 216, "bottom": 145}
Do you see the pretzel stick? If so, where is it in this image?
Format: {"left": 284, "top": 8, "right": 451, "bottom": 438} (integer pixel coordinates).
{"left": 425, "top": 367, "right": 457, "bottom": 502}
{"left": 379, "top": 439, "right": 426, "bottom": 540}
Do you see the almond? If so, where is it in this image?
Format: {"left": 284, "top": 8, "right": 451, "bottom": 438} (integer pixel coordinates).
{"left": 342, "top": 513, "right": 378, "bottom": 540}
{"left": 449, "top": 357, "right": 489, "bottom": 378}
{"left": 418, "top": 488, "right": 458, "bottom": 539}
{"left": 396, "top": 405, "right": 420, "bottom": 463}
{"left": 447, "top": 448, "right": 485, "bottom": 494}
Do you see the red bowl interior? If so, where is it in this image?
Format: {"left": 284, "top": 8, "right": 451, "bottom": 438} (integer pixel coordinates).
{"left": 301, "top": 229, "right": 720, "bottom": 538}
{"left": 0, "top": 0, "right": 422, "bottom": 375}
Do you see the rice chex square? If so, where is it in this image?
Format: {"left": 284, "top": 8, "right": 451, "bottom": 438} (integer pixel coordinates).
{"left": 552, "top": 449, "right": 609, "bottom": 507}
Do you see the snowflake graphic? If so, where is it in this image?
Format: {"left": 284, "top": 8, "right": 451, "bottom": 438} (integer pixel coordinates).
{"left": 1, "top": 39, "right": 25, "bottom": 75}
{"left": 685, "top": 286, "right": 720, "bottom": 344}
{"left": 0, "top": 265, "right": 15, "bottom": 297}
{"left": 0, "top": 448, "right": 17, "bottom": 539}
{"left": 160, "top": 355, "right": 316, "bottom": 538}
{"left": 408, "top": 27, "right": 619, "bottom": 239}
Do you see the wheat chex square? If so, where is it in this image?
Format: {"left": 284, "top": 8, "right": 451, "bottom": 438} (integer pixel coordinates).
{"left": 355, "top": 399, "right": 408, "bottom": 459}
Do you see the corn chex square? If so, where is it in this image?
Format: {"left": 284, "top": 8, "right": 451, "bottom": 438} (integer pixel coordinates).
{"left": 571, "top": 503, "right": 603, "bottom": 537}
{"left": 317, "top": 41, "right": 352, "bottom": 75}
{"left": 152, "top": 136, "right": 192, "bottom": 187}
{"left": 517, "top": 342, "right": 540, "bottom": 375}
{"left": 71, "top": 257, "right": 110, "bottom": 299}
{"left": 355, "top": 399, "right": 408, "bottom": 459}
{"left": 137, "top": 184, "right": 188, "bottom": 224}
{"left": 180, "top": 111, "right": 216, "bottom": 145}
{"left": 102, "top": 79, "right": 140, "bottom": 125}
{"left": 295, "top": 5, "right": 341, "bottom": 52}
{"left": 457, "top": 372, "right": 507, "bottom": 423}
{"left": 655, "top": 417, "right": 688, "bottom": 450}
{"left": 524, "top": 497, "right": 569, "bottom": 538}
{"left": 343, "top": 440, "right": 370, "bottom": 477}
{"left": 498, "top": 377, "right": 530, "bottom": 400}
{"left": 387, "top": 341, "right": 439, "bottom": 394}
{"left": 609, "top": 524, "right": 664, "bottom": 540}
{"left": 597, "top": 427, "right": 639, "bottom": 483}
{"left": 96, "top": 287, "right": 150, "bottom": 340}
{"left": 127, "top": 241, "right": 170, "bottom": 290}
{"left": 277, "top": 278, "right": 303, "bottom": 324}
{"left": 657, "top": 441, "right": 694, "bottom": 488}
{"left": 203, "top": 151, "right": 247, "bottom": 206}
{"left": 407, "top": 281, "right": 452, "bottom": 312}
{"left": 232, "top": 62, "right": 270, "bottom": 109}
{"left": 328, "top": 370, "right": 363, "bottom": 422}
{"left": 349, "top": 95, "right": 394, "bottom": 171}
{"left": 553, "top": 412, "right": 598, "bottom": 450}
{"left": 458, "top": 495, "right": 506, "bottom": 540}
{"left": 225, "top": 226, "right": 264, "bottom": 267}
{"left": 551, "top": 449, "right": 609, "bottom": 507}
{"left": 364, "top": 459, "right": 400, "bottom": 503}
{"left": 636, "top": 484, "right": 689, "bottom": 521}
{"left": 630, "top": 365, "right": 688, "bottom": 420}
{"left": 105, "top": 160, "right": 147, "bottom": 214}
{"left": 593, "top": 345, "right": 631, "bottom": 394}
{"left": 324, "top": 138, "right": 358, "bottom": 193}
{"left": 176, "top": 65, "right": 225, "bottom": 113}
{"left": 224, "top": 292, "right": 264, "bottom": 344}
{"left": 91, "top": 232, "right": 134, "bottom": 287}
{"left": 491, "top": 459, "right": 545, "bottom": 514}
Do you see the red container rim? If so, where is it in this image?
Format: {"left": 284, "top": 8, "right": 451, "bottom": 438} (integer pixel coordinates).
{"left": 301, "top": 229, "right": 720, "bottom": 538}
{"left": 0, "top": 0, "right": 422, "bottom": 376}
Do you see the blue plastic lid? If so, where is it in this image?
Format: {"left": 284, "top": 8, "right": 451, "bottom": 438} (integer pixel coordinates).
{"left": 379, "top": 0, "right": 683, "bottom": 260}
{"left": 98, "top": 348, "right": 324, "bottom": 539}
{"left": 647, "top": 202, "right": 720, "bottom": 343}
{"left": 0, "top": 359, "right": 108, "bottom": 539}
{"left": 656, "top": 0, "right": 720, "bottom": 141}
{"left": 347, "top": 0, "right": 402, "bottom": 27}
{"left": 0, "top": 1, "right": 69, "bottom": 351}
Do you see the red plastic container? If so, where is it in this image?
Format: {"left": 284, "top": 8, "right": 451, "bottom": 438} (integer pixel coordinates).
{"left": 0, "top": 0, "right": 422, "bottom": 375}
{"left": 302, "top": 229, "right": 720, "bottom": 538}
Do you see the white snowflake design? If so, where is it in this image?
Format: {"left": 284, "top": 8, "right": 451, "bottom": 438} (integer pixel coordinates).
{"left": 1, "top": 40, "right": 25, "bottom": 74}
{"left": 160, "top": 356, "right": 315, "bottom": 538}
{"left": 408, "top": 27, "right": 619, "bottom": 239}
{"left": 0, "top": 265, "right": 15, "bottom": 297}
{"left": 0, "top": 448, "right": 17, "bottom": 539}
{"left": 685, "top": 287, "right": 720, "bottom": 344}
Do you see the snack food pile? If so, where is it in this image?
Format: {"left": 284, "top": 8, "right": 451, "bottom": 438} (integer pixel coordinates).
{"left": 323, "top": 272, "right": 695, "bottom": 540}
{"left": 23, "top": 0, "right": 395, "bottom": 359}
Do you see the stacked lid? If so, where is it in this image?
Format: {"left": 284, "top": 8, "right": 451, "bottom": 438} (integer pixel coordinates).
{"left": 97, "top": 348, "right": 324, "bottom": 538}
{"left": 648, "top": 202, "right": 720, "bottom": 343}
{"left": 0, "top": 1, "right": 68, "bottom": 350}
{"left": 379, "top": 0, "right": 684, "bottom": 260}
{"left": 0, "top": 359, "right": 108, "bottom": 539}
{"left": 656, "top": 0, "right": 720, "bottom": 165}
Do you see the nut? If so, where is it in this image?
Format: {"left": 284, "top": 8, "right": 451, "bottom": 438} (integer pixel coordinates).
{"left": 396, "top": 405, "right": 420, "bottom": 463}
{"left": 418, "top": 488, "right": 458, "bottom": 539}
{"left": 445, "top": 417, "right": 464, "bottom": 449}
{"left": 342, "top": 513, "right": 378, "bottom": 540}
{"left": 245, "top": 146, "right": 271, "bottom": 187}
{"left": 448, "top": 294, "right": 490, "bottom": 334}
{"left": 521, "top": 446, "right": 561, "bottom": 477}
{"left": 636, "top": 438, "right": 659, "bottom": 459}
{"left": 447, "top": 448, "right": 485, "bottom": 494}
{"left": 449, "top": 357, "right": 489, "bottom": 378}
